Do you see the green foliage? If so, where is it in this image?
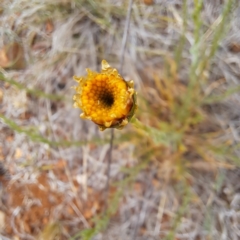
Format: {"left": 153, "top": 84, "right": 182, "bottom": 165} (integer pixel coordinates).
{"left": 70, "top": 159, "right": 149, "bottom": 240}
{"left": 0, "top": 113, "right": 107, "bottom": 147}
{"left": 129, "top": 2, "right": 238, "bottom": 237}
{"left": 164, "top": 181, "right": 192, "bottom": 240}
{"left": 174, "top": 0, "right": 188, "bottom": 68}
{"left": 131, "top": 117, "right": 182, "bottom": 146}
{"left": 203, "top": 85, "right": 240, "bottom": 104}
{"left": 0, "top": 73, "right": 67, "bottom": 101}
{"left": 74, "top": 0, "right": 126, "bottom": 33}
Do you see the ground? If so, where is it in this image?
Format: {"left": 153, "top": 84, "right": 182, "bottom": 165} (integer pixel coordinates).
{"left": 0, "top": 0, "right": 240, "bottom": 240}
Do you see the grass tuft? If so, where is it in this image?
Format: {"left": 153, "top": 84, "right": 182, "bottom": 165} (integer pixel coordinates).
{"left": 1, "top": 0, "right": 240, "bottom": 239}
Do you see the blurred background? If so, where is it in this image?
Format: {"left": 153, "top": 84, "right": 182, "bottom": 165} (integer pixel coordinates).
{"left": 0, "top": 0, "right": 240, "bottom": 239}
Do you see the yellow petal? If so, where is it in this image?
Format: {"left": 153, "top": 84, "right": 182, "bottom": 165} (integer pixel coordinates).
{"left": 104, "top": 121, "right": 112, "bottom": 127}
{"left": 127, "top": 80, "right": 134, "bottom": 88}
{"left": 101, "top": 60, "right": 110, "bottom": 71}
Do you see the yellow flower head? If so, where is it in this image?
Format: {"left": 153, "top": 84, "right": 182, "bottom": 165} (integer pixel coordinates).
{"left": 73, "top": 60, "right": 137, "bottom": 131}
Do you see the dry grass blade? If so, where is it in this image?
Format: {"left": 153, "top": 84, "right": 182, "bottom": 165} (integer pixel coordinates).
{"left": 0, "top": 0, "right": 240, "bottom": 240}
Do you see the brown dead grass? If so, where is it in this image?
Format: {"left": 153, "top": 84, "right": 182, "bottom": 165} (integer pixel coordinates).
{"left": 0, "top": 0, "right": 240, "bottom": 240}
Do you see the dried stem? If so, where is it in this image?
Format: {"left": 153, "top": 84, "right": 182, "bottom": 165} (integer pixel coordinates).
{"left": 120, "top": 0, "right": 134, "bottom": 73}
{"left": 104, "top": 128, "right": 114, "bottom": 212}
{"left": 105, "top": 0, "right": 134, "bottom": 210}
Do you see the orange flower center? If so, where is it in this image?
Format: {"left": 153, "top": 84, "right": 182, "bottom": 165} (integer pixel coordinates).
{"left": 80, "top": 73, "right": 133, "bottom": 127}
